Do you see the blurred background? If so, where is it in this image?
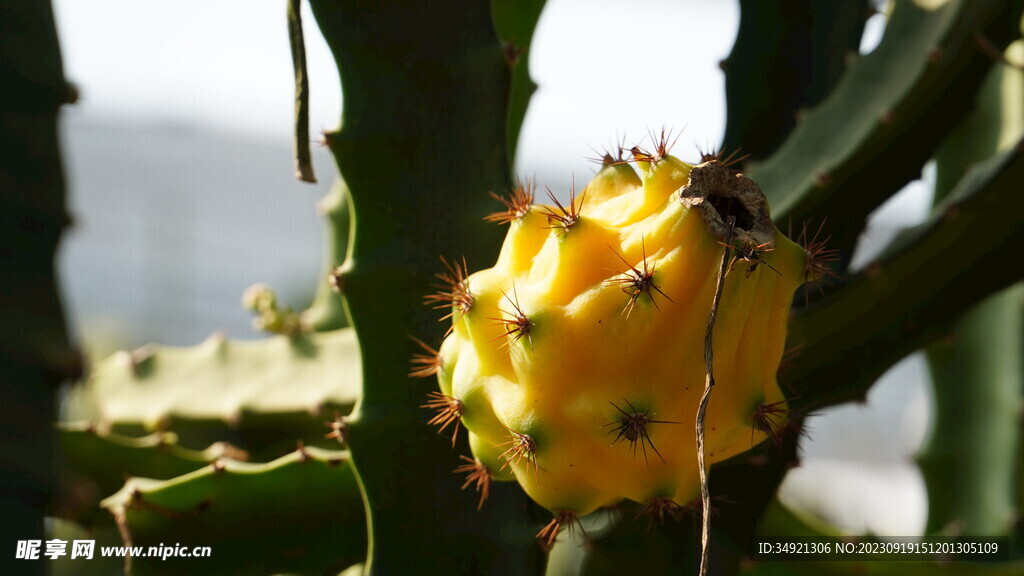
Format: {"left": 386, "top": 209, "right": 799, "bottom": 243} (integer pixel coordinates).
{"left": 52, "top": 0, "right": 927, "bottom": 537}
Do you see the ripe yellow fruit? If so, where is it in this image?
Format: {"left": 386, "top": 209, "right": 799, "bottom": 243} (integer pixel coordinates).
{"left": 426, "top": 148, "right": 806, "bottom": 525}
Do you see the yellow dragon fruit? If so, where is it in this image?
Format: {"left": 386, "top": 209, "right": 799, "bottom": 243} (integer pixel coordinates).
{"left": 420, "top": 139, "right": 807, "bottom": 542}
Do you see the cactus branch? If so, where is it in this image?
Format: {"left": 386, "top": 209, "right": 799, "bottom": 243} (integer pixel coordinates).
{"left": 58, "top": 423, "right": 247, "bottom": 502}
{"left": 783, "top": 138, "right": 1024, "bottom": 411}
{"left": 490, "top": 0, "right": 547, "bottom": 167}
{"left": 721, "top": 0, "right": 869, "bottom": 161}
{"left": 747, "top": 0, "right": 1024, "bottom": 268}
{"left": 101, "top": 447, "right": 365, "bottom": 575}
{"left": 919, "top": 44, "right": 1024, "bottom": 537}
{"left": 69, "top": 329, "right": 360, "bottom": 459}
{"left": 301, "top": 179, "right": 350, "bottom": 331}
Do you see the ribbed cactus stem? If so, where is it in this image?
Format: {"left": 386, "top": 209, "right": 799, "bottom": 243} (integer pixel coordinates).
{"left": 920, "top": 41, "right": 1023, "bottom": 536}
{"left": 491, "top": 0, "right": 546, "bottom": 168}
{"left": 923, "top": 290, "right": 1023, "bottom": 535}
{"left": 721, "top": 0, "right": 869, "bottom": 162}
{"left": 301, "top": 178, "right": 350, "bottom": 331}
{"left": 1, "top": 2, "right": 77, "bottom": 575}
{"left": 307, "top": 2, "right": 545, "bottom": 572}
{"left": 748, "top": 0, "right": 1023, "bottom": 266}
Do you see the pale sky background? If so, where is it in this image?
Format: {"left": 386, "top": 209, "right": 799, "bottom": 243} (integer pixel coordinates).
{"left": 52, "top": 0, "right": 738, "bottom": 181}
{"left": 51, "top": 0, "right": 929, "bottom": 536}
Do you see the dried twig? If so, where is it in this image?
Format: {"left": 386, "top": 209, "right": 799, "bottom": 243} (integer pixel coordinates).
{"left": 696, "top": 215, "right": 735, "bottom": 576}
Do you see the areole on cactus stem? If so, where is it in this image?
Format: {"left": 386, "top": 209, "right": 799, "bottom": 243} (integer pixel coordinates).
{"left": 416, "top": 134, "right": 811, "bottom": 544}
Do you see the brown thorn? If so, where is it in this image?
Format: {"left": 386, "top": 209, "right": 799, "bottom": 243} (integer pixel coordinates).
{"left": 603, "top": 399, "right": 678, "bottom": 465}
{"left": 423, "top": 255, "right": 474, "bottom": 329}
{"left": 639, "top": 497, "right": 685, "bottom": 533}
{"left": 750, "top": 399, "right": 816, "bottom": 449}
{"left": 487, "top": 284, "right": 533, "bottom": 350}
{"left": 751, "top": 401, "right": 790, "bottom": 447}
{"left": 324, "top": 412, "right": 349, "bottom": 444}
{"left": 540, "top": 178, "right": 586, "bottom": 235}
{"left": 629, "top": 145, "right": 655, "bottom": 163}
{"left": 421, "top": 392, "right": 464, "bottom": 448}
{"left": 604, "top": 238, "right": 674, "bottom": 318}
{"left": 408, "top": 336, "right": 442, "bottom": 378}
{"left": 536, "top": 510, "right": 586, "bottom": 548}
{"left": 585, "top": 133, "right": 629, "bottom": 165}
{"left": 327, "top": 266, "right": 345, "bottom": 294}
{"left": 797, "top": 219, "right": 841, "bottom": 305}
{"left": 127, "top": 489, "right": 209, "bottom": 520}
{"left": 720, "top": 239, "right": 780, "bottom": 278}
{"left": 622, "top": 125, "right": 686, "bottom": 165}
{"left": 648, "top": 126, "right": 681, "bottom": 160}
{"left": 974, "top": 33, "right": 1024, "bottom": 71}
{"left": 453, "top": 456, "right": 492, "bottom": 511}
{"left": 498, "top": 429, "right": 538, "bottom": 480}
{"left": 295, "top": 440, "right": 310, "bottom": 461}
{"left": 485, "top": 180, "right": 535, "bottom": 225}
{"left": 503, "top": 41, "right": 526, "bottom": 66}
{"left": 718, "top": 146, "right": 750, "bottom": 168}
{"left": 695, "top": 145, "right": 749, "bottom": 169}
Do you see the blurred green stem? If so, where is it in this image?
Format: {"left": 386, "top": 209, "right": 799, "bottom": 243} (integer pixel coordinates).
{"left": 0, "top": 1, "right": 77, "bottom": 574}
{"left": 920, "top": 39, "right": 1024, "bottom": 536}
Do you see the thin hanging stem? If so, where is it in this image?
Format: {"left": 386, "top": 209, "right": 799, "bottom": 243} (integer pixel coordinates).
{"left": 288, "top": 0, "right": 316, "bottom": 183}
{"left": 696, "top": 215, "right": 735, "bottom": 576}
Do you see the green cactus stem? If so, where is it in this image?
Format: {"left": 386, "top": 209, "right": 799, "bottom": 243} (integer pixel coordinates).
{"left": 919, "top": 40, "right": 1023, "bottom": 537}
{"left": 922, "top": 290, "right": 1024, "bottom": 537}
{"left": 65, "top": 328, "right": 359, "bottom": 458}
{"left": 746, "top": 0, "right": 1023, "bottom": 268}
{"left": 58, "top": 423, "right": 247, "bottom": 511}
{"left": 102, "top": 446, "right": 365, "bottom": 576}
{"left": 491, "top": 0, "right": 547, "bottom": 168}
{"left": 784, "top": 135, "right": 1024, "bottom": 411}
{"left": 721, "top": 0, "right": 869, "bottom": 161}
{"left": 306, "top": 1, "right": 550, "bottom": 572}
{"left": 0, "top": 2, "right": 78, "bottom": 575}
{"left": 300, "top": 179, "right": 350, "bottom": 332}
